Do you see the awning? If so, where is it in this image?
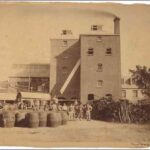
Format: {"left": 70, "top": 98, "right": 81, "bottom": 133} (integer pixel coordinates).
{"left": 0, "top": 93, "right": 16, "bottom": 101}
{"left": 21, "top": 92, "right": 50, "bottom": 101}
{"left": 0, "top": 92, "right": 50, "bottom": 101}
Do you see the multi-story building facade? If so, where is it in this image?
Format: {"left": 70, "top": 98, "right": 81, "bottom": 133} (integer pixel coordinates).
{"left": 80, "top": 33, "right": 121, "bottom": 103}
{"left": 50, "top": 17, "right": 121, "bottom": 104}
{"left": 50, "top": 39, "right": 80, "bottom": 100}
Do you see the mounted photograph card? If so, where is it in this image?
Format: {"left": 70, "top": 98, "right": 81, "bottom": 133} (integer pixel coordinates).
{"left": 0, "top": 1, "right": 149, "bottom": 149}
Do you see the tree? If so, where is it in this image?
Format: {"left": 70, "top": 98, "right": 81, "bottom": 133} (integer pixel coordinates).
{"left": 129, "top": 65, "right": 150, "bottom": 97}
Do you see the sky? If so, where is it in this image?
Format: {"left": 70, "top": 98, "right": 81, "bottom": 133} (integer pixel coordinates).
{"left": 0, "top": 2, "right": 150, "bottom": 81}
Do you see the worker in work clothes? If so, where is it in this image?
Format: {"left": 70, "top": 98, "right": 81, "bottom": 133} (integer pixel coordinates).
{"left": 68, "top": 104, "right": 75, "bottom": 121}
{"left": 74, "top": 104, "right": 79, "bottom": 119}
{"left": 34, "top": 99, "right": 40, "bottom": 111}
{"left": 51, "top": 102, "right": 58, "bottom": 111}
{"left": 16, "top": 90, "right": 22, "bottom": 109}
{"left": 78, "top": 104, "right": 84, "bottom": 120}
{"left": 62, "top": 103, "right": 68, "bottom": 111}
{"left": 85, "top": 103, "right": 93, "bottom": 121}
{"left": 57, "top": 103, "right": 62, "bottom": 111}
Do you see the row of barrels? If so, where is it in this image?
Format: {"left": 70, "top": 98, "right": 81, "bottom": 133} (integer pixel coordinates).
{"left": 0, "top": 111, "right": 68, "bottom": 128}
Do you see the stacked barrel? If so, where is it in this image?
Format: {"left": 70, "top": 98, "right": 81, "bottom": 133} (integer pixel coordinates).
{"left": 0, "top": 110, "right": 68, "bottom": 128}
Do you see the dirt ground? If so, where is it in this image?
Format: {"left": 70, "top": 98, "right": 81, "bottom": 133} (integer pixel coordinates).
{"left": 0, "top": 120, "right": 149, "bottom": 148}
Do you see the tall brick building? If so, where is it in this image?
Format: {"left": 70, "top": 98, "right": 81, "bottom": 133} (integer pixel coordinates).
{"left": 50, "top": 17, "right": 121, "bottom": 104}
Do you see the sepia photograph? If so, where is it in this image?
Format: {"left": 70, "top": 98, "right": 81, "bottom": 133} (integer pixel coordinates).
{"left": 0, "top": 1, "right": 149, "bottom": 148}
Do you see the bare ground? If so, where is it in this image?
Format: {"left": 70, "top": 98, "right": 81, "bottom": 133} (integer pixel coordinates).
{"left": 0, "top": 120, "right": 150, "bottom": 148}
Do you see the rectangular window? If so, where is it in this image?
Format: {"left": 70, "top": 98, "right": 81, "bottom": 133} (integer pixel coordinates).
{"left": 61, "top": 30, "right": 72, "bottom": 35}
{"left": 97, "top": 36, "right": 102, "bottom": 42}
{"left": 133, "top": 90, "right": 138, "bottom": 98}
{"left": 91, "top": 25, "right": 103, "bottom": 31}
{"left": 62, "top": 66, "right": 67, "bottom": 74}
{"left": 106, "top": 48, "right": 112, "bottom": 55}
{"left": 122, "top": 90, "right": 126, "bottom": 98}
{"left": 88, "top": 94, "right": 94, "bottom": 100}
{"left": 97, "top": 63, "right": 103, "bottom": 72}
{"left": 97, "top": 80, "right": 103, "bottom": 87}
{"left": 87, "top": 48, "right": 94, "bottom": 55}
{"left": 62, "top": 40, "right": 68, "bottom": 47}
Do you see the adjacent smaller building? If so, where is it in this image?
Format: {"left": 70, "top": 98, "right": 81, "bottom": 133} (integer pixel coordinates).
{"left": 8, "top": 64, "right": 50, "bottom": 93}
{"left": 121, "top": 76, "right": 149, "bottom": 103}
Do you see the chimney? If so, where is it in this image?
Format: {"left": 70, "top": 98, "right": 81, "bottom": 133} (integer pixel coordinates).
{"left": 114, "top": 17, "right": 120, "bottom": 35}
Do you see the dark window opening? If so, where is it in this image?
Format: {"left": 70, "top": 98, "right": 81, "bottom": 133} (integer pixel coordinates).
{"left": 61, "top": 30, "right": 72, "bottom": 35}
{"left": 62, "top": 40, "right": 68, "bottom": 46}
{"left": 62, "top": 66, "right": 67, "bottom": 74}
{"left": 91, "top": 25, "right": 103, "bottom": 31}
{"left": 88, "top": 94, "right": 94, "bottom": 100}
{"left": 97, "top": 63, "right": 103, "bottom": 72}
{"left": 97, "top": 36, "right": 102, "bottom": 41}
{"left": 87, "top": 48, "right": 94, "bottom": 55}
{"left": 133, "top": 90, "right": 138, "bottom": 98}
{"left": 91, "top": 25, "right": 98, "bottom": 31}
{"left": 62, "top": 30, "right": 67, "bottom": 35}
{"left": 106, "top": 48, "right": 112, "bottom": 55}
{"left": 105, "top": 94, "right": 112, "bottom": 101}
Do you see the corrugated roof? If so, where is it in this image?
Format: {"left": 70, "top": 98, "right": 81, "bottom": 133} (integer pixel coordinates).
{"left": 9, "top": 64, "right": 50, "bottom": 78}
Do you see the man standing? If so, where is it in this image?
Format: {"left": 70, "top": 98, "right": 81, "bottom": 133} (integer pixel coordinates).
{"left": 68, "top": 104, "right": 75, "bottom": 121}
{"left": 78, "top": 103, "right": 84, "bottom": 120}
{"left": 85, "top": 103, "right": 93, "bottom": 121}
{"left": 16, "top": 90, "right": 22, "bottom": 102}
{"left": 57, "top": 103, "right": 62, "bottom": 111}
{"left": 62, "top": 103, "right": 68, "bottom": 111}
{"left": 16, "top": 90, "right": 22, "bottom": 109}
{"left": 51, "top": 102, "right": 58, "bottom": 111}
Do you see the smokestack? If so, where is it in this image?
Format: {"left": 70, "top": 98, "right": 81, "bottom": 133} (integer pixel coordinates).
{"left": 114, "top": 17, "right": 120, "bottom": 35}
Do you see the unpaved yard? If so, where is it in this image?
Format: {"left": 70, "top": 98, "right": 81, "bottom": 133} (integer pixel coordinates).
{"left": 0, "top": 120, "right": 149, "bottom": 148}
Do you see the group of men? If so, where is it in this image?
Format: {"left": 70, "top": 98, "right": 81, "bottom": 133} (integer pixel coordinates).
{"left": 15, "top": 92, "right": 93, "bottom": 121}
{"left": 49, "top": 100, "right": 93, "bottom": 121}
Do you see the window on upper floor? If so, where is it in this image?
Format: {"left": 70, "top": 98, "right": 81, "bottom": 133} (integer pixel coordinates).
{"left": 97, "top": 80, "right": 103, "bottom": 87}
{"left": 61, "top": 30, "right": 72, "bottom": 35}
{"left": 62, "top": 66, "right": 67, "bottom": 74}
{"left": 91, "top": 25, "right": 103, "bottom": 31}
{"left": 133, "top": 90, "right": 138, "bottom": 98}
{"left": 97, "top": 36, "right": 102, "bottom": 42}
{"left": 87, "top": 48, "right": 94, "bottom": 55}
{"left": 62, "top": 40, "right": 68, "bottom": 47}
{"left": 97, "top": 63, "right": 103, "bottom": 72}
{"left": 106, "top": 48, "right": 112, "bottom": 55}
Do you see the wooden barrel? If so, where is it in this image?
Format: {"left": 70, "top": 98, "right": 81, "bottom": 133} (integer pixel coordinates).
{"left": 47, "top": 112, "right": 60, "bottom": 127}
{"left": 27, "top": 112, "right": 39, "bottom": 128}
{"left": 39, "top": 112, "right": 47, "bottom": 127}
{"left": 15, "top": 112, "right": 27, "bottom": 127}
{"left": 0, "top": 113, "right": 3, "bottom": 127}
{"left": 60, "top": 111, "right": 68, "bottom": 125}
{"left": 2, "top": 111, "right": 15, "bottom": 128}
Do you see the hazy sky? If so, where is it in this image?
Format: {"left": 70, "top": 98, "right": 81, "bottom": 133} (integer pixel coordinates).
{"left": 0, "top": 2, "right": 150, "bottom": 81}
